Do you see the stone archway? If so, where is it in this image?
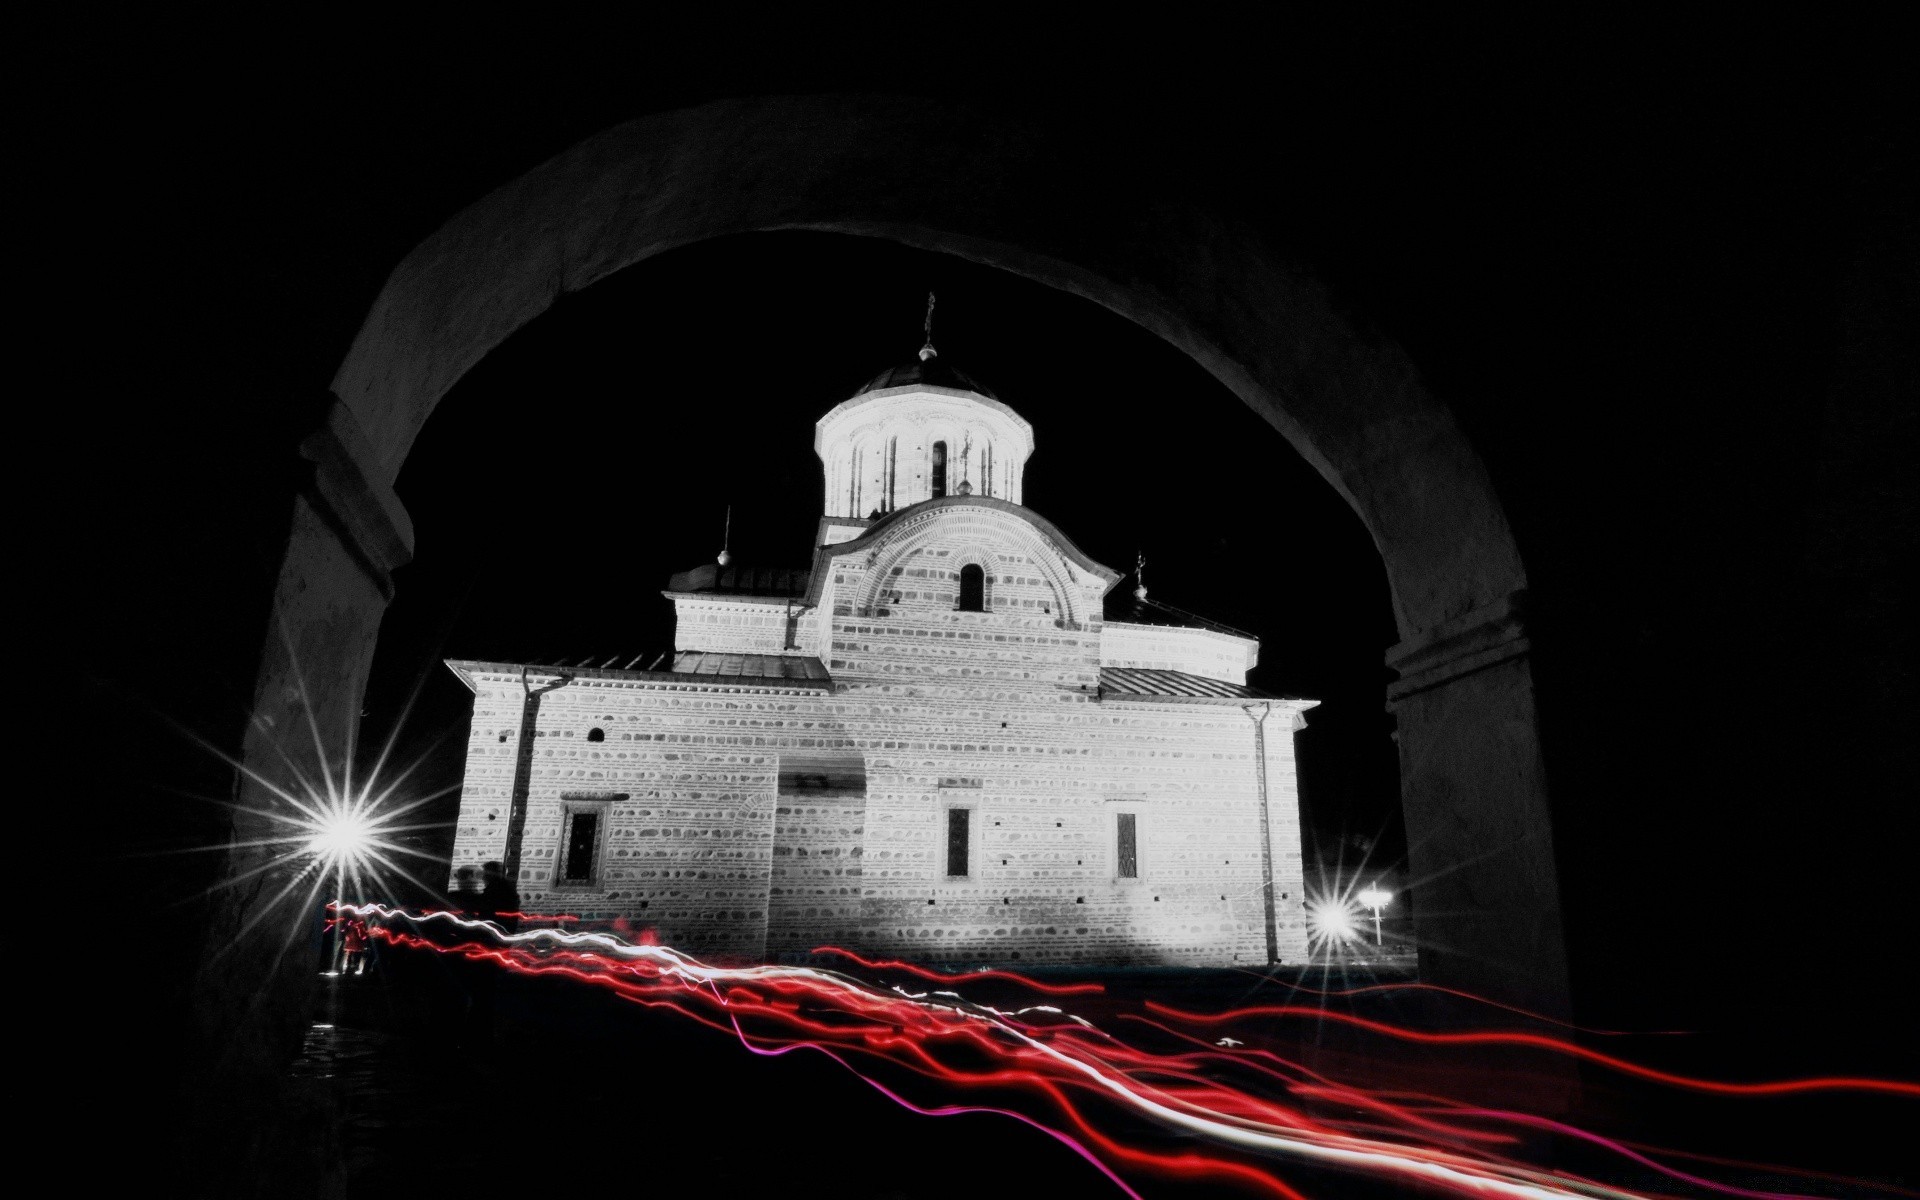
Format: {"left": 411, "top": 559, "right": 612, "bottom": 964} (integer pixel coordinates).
{"left": 209, "top": 94, "right": 1568, "bottom": 1068}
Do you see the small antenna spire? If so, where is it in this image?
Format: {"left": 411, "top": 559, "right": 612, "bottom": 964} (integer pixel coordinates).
{"left": 717, "top": 505, "right": 732, "bottom": 566}
{"left": 1134, "top": 552, "right": 1148, "bottom": 601}
{"left": 919, "top": 291, "right": 938, "bottom": 361}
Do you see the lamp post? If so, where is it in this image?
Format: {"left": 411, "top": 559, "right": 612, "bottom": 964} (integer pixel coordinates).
{"left": 1356, "top": 883, "right": 1392, "bottom": 945}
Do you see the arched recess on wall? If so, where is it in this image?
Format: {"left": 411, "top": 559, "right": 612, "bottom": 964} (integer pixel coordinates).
{"left": 849, "top": 503, "right": 1077, "bottom": 623}
{"left": 957, "top": 563, "right": 986, "bottom": 612}
{"left": 211, "top": 94, "right": 1571, "bottom": 1072}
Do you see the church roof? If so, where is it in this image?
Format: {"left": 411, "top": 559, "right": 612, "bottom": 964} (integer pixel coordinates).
{"left": 514, "top": 651, "right": 827, "bottom": 681}
{"left": 666, "top": 563, "right": 810, "bottom": 597}
{"left": 444, "top": 652, "right": 831, "bottom": 691}
{"left": 671, "top": 651, "right": 829, "bottom": 680}
{"left": 1098, "top": 666, "right": 1297, "bottom": 704}
{"left": 1104, "top": 593, "right": 1256, "bottom": 641}
{"left": 521, "top": 652, "right": 671, "bottom": 671}
{"left": 854, "top": 354, "right": 998, "bottom": 399}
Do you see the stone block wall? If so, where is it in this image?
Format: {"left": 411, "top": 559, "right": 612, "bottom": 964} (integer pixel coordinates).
{"left": 447, "top": 683, "right": 525, "bottom": 870}
{"left": 452, "top": 671, "right": 791, "bottom": 959}
{"left": 669, "top": 596, "right": 803, "bottom": 655}
{"left": 449, "top": 667, "right": 1311, "bottom": 966}
{"left": 854, "top": 694, "right": 1307, "bottom": 966}
{"left": 766, "top": 781, "right": 866, "bottom": 957}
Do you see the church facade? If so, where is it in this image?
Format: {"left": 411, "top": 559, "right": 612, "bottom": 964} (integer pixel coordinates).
{"left": 445, "top": 347, "right": 1316, "bottom": 966}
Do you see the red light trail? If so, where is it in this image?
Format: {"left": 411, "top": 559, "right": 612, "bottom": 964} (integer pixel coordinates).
{"left": 1141, "top": 1000, "right": 1920, "bottom": 1100}
{"left": 342, "top": 904, "right": 1915, "bottom": 1200}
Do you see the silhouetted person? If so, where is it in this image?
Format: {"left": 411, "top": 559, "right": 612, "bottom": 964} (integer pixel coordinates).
{"left": 450, "top": 864, "right": 484, "bottom": 914}
{"left": 479, "top": 860, "right": 520, "bottom": 934}
{"left": 457, "top": 861, "right": 520, "bottom": 1047}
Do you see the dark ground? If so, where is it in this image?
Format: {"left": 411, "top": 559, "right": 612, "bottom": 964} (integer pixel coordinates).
{"left": 241, "top": 933, "right": 1913, "bottom": 1200}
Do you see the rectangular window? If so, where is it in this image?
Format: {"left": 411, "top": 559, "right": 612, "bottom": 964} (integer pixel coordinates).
{"left": 563, "top": 812, "right": 600, "bottom": 882}
{"left": 555, "top": 794, "right": 623, "bottom": 891}
{"left": 1116, "top": 812, "right": 1138, "bottom": 879}
{"left": 946, "top": 807, "right": 971, "bottom": 877}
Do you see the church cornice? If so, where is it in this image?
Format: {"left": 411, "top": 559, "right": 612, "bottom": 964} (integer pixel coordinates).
{"left": 444, "top": 658, "right": 833, "bottom": 696}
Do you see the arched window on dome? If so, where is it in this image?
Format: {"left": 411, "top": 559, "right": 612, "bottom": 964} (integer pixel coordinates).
{"left": 931, "top": 440, "right": 948, "bottom": 498}
{"left": 958, "top": 564, "right": 986, "bottom": 612}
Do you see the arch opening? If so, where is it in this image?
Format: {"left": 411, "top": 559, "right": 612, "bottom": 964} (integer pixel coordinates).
{"left": 218, "top": 99, "right": 1571, "bottom": 1072}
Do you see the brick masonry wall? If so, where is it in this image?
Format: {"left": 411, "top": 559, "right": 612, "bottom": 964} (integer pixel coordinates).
{"left": 670, "top": 596, "right": 803, "bottom": 654}
{"left": 451, "top": 677, "right": 787, "bottom": 960}
{"left": 767, "top": 783, "right": 866, "bottom": 956}
{"left": 451, "top": 672, "right": 1309, "bottom": 966}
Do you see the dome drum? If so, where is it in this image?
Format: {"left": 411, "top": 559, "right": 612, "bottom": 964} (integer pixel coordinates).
{"left": 815, "top": 377, "right": 1033, "bottom": 518}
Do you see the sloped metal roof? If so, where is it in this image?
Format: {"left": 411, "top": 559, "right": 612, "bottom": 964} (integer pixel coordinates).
{"left": 666, "top": 564, "right": 810, "bottom": 596}
{"left": 445, "top": 652, "right": 831, "bottom": 692}
{"left": 1104, "top": 593, "right": 1256, "bottom": 640}
{"left": 525, "top": 652, "right": 671, "bottom": 671}
{"left": 672, "top": 651, "right": 830, "bottom": 680}
{"left": 1098, "top": 666, "right": 1284, "bottom": 703}
{"left": 855, "top": 354, "right": 998, "bottom": 399}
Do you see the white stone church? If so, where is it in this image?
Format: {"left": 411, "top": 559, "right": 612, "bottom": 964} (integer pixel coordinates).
{"left": 446, "top": 342, "right": 1316, "bottom": 966}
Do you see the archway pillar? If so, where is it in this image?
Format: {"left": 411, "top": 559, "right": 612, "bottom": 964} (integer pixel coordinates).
{"left": 299, "top": 399, "right": 417, "bottom": 594}
{"left": 1386, "top": 590, "right": 1573, "bottom": 1020}
{"left": 186, "top": 399, "right": 411, "bottom": 1137}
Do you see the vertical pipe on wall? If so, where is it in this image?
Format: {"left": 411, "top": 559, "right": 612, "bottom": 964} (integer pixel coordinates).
{"left": 505, "top": 667, "right": 572, "bottom": 885}
{"left": 1244, "top": 702, "right": 1280, "bottom": 964}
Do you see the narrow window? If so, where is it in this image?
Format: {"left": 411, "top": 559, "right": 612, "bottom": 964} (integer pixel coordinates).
{"left": 586, "top": 727, "right": 605, "bottom": 743}
{"left": 931, "top": 441, "right": 948, "bottom": 498}
{"left": 946, "top": 807, "right": 971, "bottom": 877}
{"left": 887, "top": 435, "right": 898, "bottom": 511}
{"left": 1116, "top": 812, "right": 1139, "bottom": 879}
{"left": 563, "top": 812, "right": 601, "bottom": 883}
{"left": 958, "top": 564, "right": 985, "bottom": 612}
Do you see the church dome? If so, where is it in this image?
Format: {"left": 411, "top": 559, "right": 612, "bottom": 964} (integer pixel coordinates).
{"left": 855, "top": 352, "right": 999, "bottom": 400}
{"left": 815, "top": 347, "right": 1033, "bottom": 519}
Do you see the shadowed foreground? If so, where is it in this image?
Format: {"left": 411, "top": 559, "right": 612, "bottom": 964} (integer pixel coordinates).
{"left": 224, "top": 928, "right": 1914, "bottom": 1200}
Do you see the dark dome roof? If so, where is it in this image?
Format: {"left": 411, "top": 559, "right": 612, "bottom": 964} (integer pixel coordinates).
{"left": 855, "top": 353, "right": 998, "bottom": 399}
